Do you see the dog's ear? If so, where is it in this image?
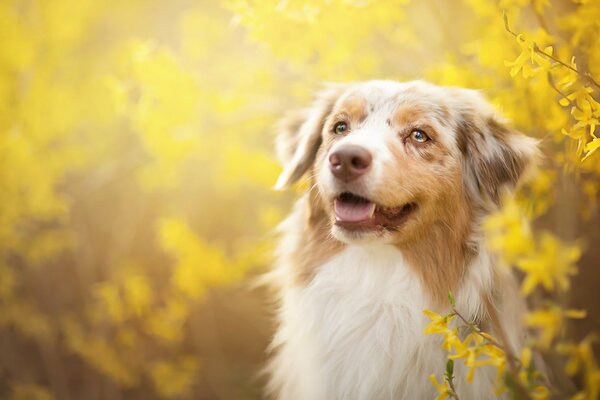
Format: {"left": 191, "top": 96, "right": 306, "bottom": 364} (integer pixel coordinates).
{"left": 456, "top": 92, "right": 539, "bottom": 206}
{"left": 274, "top": 85, "right": 345, "bottom": 190}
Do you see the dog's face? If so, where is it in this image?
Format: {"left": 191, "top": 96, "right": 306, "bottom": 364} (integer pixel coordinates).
{"left": 276, "top": 80, "right": 537, "bottom": 244}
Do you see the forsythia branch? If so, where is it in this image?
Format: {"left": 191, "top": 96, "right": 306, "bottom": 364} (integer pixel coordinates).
{"left": 503, "top": 11, "right": 600, "bottom": 90}
{"left": 445, "top": 359, "right": 461, "bottom": 400}
{"left": 451, "top": 306, "right": 531, "bottom": 400}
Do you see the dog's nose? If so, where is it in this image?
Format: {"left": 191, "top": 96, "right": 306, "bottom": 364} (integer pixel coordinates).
{"left": 329, "top": 145, "right": 372, "bottom": 182}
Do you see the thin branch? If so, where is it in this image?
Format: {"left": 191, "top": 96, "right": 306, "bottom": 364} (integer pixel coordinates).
{"left": 452, "top": 305, "right": 530, "bottom": 400}
{"left": 452, "top": 309, "right": 519, "bottom": 364}
{"left": 446, "top": 374, "right": 461, "bottom": 400}
{"left": 503, "top": 12, "right": 600, "bottom": 90}
{"left": 547, "top": 72, "right": 569, "bottom": 101}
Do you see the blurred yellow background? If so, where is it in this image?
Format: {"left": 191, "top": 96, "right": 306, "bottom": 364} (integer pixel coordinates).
{"left": 1, "top": 0, "right": 599, "bottom": 399}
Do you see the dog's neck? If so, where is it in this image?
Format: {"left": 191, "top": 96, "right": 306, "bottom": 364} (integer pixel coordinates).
{"left": 287, "top": 188, "right": 478, "bottom": 306}
{"left": 395, "top": 212, "right": 476, "bottom": 307}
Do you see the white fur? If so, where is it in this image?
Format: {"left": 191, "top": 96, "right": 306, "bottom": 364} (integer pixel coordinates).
{"left": 268, "top": 213, "right": 521, "bottom": 399}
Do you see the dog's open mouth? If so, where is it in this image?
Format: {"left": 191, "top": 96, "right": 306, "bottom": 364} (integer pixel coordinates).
{"left": 333, "top": 192, "right": 417, "bottom": 231}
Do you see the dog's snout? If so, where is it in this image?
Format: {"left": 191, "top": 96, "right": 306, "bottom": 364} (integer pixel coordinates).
{"left": 329, "top": 145, "right": 372, "bottom": 182}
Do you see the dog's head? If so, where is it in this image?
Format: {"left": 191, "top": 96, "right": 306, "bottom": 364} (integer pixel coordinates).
{"left": 275, "top": 80, "right": 538, "bottom": 244}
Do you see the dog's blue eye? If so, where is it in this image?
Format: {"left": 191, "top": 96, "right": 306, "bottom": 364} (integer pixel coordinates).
{"left": 334, "top": 122, "right": 348, "bottom": 135}
{"left": 410, "top": 129, "right": 429, "bottom": 143}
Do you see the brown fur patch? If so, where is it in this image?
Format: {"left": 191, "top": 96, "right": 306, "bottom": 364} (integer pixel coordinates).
{"left": 393, "top": 101, "right": 451, "bottom": 129}
{"left": 397, "top": 192, "right": 475, "bottom": 306}
{"left": 486, "top": 118, "right": 527, "bottom": 186}
{"left": 383, "top": 137, "right": 474, "bottom": 305}
{"left": 337, "top": 95, "right": 368, "bottom": 125}
{"left": 456, "top": 115, "right": 527, "bottom": 205}
{"left": 455, "top": 113, "right": 484, "bottom": 156}
{"left": 328, "top": 95, "right": 368, "bottom": 129}
{"left": 392, "top": 104, "right": 428, "bottom": 127}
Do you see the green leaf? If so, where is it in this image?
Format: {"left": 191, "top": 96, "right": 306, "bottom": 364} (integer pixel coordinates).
{"left": 448, "top": 291, "right": 456, "bottom": 307}
{"left": 445, "top": 359, "right": 454, "bottom": 381}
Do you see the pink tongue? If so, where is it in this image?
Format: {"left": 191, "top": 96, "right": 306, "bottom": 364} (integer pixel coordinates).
{"left": 334, "top": 200, "right": 376, "bottom": 222}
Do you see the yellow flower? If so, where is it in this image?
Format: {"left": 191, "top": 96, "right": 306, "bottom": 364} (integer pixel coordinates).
{"left": 557, "top": 336, "right": 600, "bottom": 400}
{"left": 451, "top": 347, "right": 479, "bottom": 383}
{"left": 504, "top": 34, "right": 553, "bottom": 78}
{"left": 530, "top": 384, "right": 550, "bottom": 400}
{"left": 423, "top": 310, "right": 456, "bottom": 335}
{"left": 526, "top": 307, "right": 586, "bottom": 349}
{"left": 150, "top": 357, "right": 199, "bottom": 398}
{"left": 582, "top": 138, "right": 600, "bottom": 162}
{"left": 557, "top": 336, "right": 598, "bottom": 376}
{"left": 423, "top": 310, "right": 461, "bottom": 352}
{"left": 429, "top": 374, "right": 452, "bottom": 400}
{"left": 521, "top": 347, "right": 532, "bottom": 368}
{"left": 484, "top": 196, "right": 535, "bottom": 264}
{"left": 481, "top": 343, "right": 507, "bottom": 383}
{"left": 519, "top": 346, "right": 534, "bottom": 385}
{"left": 517, "top": 233, "right": 580, "bottom": 295}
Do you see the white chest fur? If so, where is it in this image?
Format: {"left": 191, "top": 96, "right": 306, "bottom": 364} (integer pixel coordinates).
{"left": 270, "top": 243, "right": 503, "bottom": 400}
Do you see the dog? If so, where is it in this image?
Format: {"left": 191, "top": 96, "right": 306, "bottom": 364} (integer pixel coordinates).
{"left": 267, "top": 80, "right": 538, "bottom": 399}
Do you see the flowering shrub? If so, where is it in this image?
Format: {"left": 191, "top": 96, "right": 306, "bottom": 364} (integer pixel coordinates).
{"left": 421, "top": 2, "right": 600, "bottom": 398}
{"left": 0, "top": 0, "right": 598, "bottom": 399}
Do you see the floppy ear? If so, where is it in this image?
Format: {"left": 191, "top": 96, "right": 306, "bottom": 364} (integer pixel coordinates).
{"left": 274, "top": 85, "right": 344, "bottom": 190}
{"left": 456, "top": 96, "right": 539, "bottom": 206}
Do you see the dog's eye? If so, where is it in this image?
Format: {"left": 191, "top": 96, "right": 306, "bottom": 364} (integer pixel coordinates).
{"left": 333, "top": 122, "right": 348, "bottom": 135}
{"left": 410, "top": 129, "right": 429, "bottom": 143}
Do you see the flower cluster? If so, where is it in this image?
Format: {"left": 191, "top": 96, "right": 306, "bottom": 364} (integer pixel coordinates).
{"left": 427, "top": 192, "right": 594, "bottom": 398}
{"left": 1, "top": 0, "right": 598, "bottom": 398}
{"left": 423, "top": 2, "right": 599, "bottom": 397}
{"left": 424, "top": 302, "right": 549, "bottom": 399}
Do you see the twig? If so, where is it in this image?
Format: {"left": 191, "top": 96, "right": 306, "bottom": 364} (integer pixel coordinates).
{"left": 446, "top": 372, "right": 461, "bottom": 400}
{"left": 503, "top": 12, "right": 600, "bottom": 90}
{"left": 452, "top": 304, "right": 530, "bottom": 400}
{"left": 452, "top": 309, "right": 517, "bottom": 363}
{"left": 547, "top": 72, "right": 569, "bottom": 101}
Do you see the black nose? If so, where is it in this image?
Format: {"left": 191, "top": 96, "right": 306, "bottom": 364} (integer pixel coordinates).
{"left": 329, "top": 145, "right": 372, "bottom": 182}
